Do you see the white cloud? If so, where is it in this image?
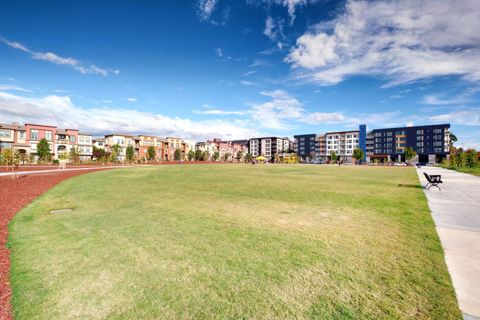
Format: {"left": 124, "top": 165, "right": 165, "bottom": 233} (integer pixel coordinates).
{"left": 197, "top": 0, "right": 218, "bottom": 21}
{"left": 251, "top": 90, "right": 305, "bottom": 129}
{"left": 0, "top": 92, "right": 257, "bottom": 140}
{"left": 303, "top": 112, "right": 346, "bottom": 124}
{"left": 263, "top": 16, "right": 285, "bottom": 49}
{"left": 282, "top": 0, "right": 307, "bottom": 24}
{"left": 0, "top": 84, "right": 32, "bottom": 93}
{"left": 240, "top": 80, "right": 256, "bottom": 86}
{"left": 423, "top": 87, "right": 480, "bottom": 105}
{"left": 286, "top": 0, "right": 480, "bottom": 87}
{"left": 430, "top": 108, "right": 480, "bottom": 126}
{"left": 0, "top": 37, "right": 116, "bottom": 76}
{"left": 194, "top": 104, "right": 247, "bottom": 115}
{"left": 101, "top": 99, "right": 113, "bottom": 104}
{"left": 390, "top": 95, "right": 403, "bottom": 99}
{"left": 242, "top": 70, "right": 257, "bottom": 77}
{"left": 124, "top": 98, "right": 137, "bottom": 103}
{"left": 215, "top": 47, "right": 223, "bottom": 57}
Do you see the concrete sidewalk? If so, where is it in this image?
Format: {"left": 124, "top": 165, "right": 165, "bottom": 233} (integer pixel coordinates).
{"left": 417, "top": 167, "right": 480, "bottom": 319}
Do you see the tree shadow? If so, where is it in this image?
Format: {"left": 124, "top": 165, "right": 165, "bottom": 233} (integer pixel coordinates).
{"left": 398, "top": 184, "right": 423, "bottom": 189}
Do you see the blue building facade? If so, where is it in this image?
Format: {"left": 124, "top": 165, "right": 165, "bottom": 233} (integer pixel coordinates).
{"left": 294, "top": 134, "right": 317, "bottom": 161}
{"left": 358, "top": 124, "right": 367, "bottom": 162}
{"left": 371, "top": 124, "right": 450, "bottom": 162}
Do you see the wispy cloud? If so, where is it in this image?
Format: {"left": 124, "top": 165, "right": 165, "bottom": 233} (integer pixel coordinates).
{"left": 0, "top": 37, "right": 118, "bottom": 76}
{"left": 215, "top": 47, "right": 223, "bottom": 57}
{"left": 422, "top": 87, "right": 480, "bottom": 105}
{"left": 240, "top": 80, "right": 257, "bottom": 86}
{"left": 124, "top": 98, "right": 137, "bottom": 103}
{"left": 242, "top": 70, "right": 257, "bottom": 77}
{"left": 286, "top": 0, "right": 480, "bottom": 87}
{"left": 197, "top": 0, "right": 230, "bottom": 25}
{"left": 263, "top": 16, "right": 285, "bottom": 49}
{"left": 194, "top": 104, "right": 246, "bottom": 115}
{"left": 430, "top": 108, "right": 480, "bottom": 126}
{"left": 0, "top": 84, "right": 32, "bottom": 93}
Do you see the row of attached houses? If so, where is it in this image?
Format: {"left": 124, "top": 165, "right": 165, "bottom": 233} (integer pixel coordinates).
{"left": 0, "top": 122, "right": 92, "bottom": 162}
{"left": 294, "top": 123, "right": 451, "bottom": 164}
{"left": 195, "top": 139, "right": 249, "bottom": 161}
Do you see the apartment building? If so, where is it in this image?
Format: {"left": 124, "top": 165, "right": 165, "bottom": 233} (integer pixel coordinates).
{"left": 164, "top": 137, "right": 186, "bottom": 161}
{"left": 248, "top": 137, "right": 293, "bottom": 160}
{"left": 134, "top": 135, "right": 163, "bottom": 161}
{"left": 195, "top": 141, "right": 217, "bottom": 160}
{"left": 93, "top": 138, "right": 105, "bottom": 149}
{"left": 0, "top": 123, "right": 30, "bottom": 161}
{"left": 104, "top": 134, "right": 134, "bottom": 160}
{"left": 366, "top": 124, "right": 450, "bottom": 163}
{"left": 325, "top": 130, "right": 360, "bottom": 163}
{"left": 294, "top": 134, "right": 316, "bottom": 161}
{"left": 78, "top": 133, "right": 93, "bottom": 161}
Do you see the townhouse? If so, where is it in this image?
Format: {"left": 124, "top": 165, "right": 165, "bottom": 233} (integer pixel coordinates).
{"left": 104, "top": 134, "right": 134, "bottom": 160}
{"left": 133, "top": 135, "right": 163, "bottom": 161}
{"left": 0, "top": 122, "right": 29, "bottom": 160}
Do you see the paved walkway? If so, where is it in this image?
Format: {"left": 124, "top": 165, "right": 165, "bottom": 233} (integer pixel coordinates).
{"left": 0, "top": 165, "right": 131, "bottom": 177}
{"left": 417, "top": 167, "right": 480, "bottom": 319}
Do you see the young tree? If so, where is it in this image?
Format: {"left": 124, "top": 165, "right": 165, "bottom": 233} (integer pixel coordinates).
{"left": 126, "top": 145, "right": 134, "bottom": 163}
{"left": 449, "top": 132, "right": 458, "bottom": 147}
{"left": 213, "top": 151, "right": 220, "bottom": 161}
{"left": 194, "top": 149, "right": 203, "bottom": 161}
{"left": 109, "top": 149, "right": 117, "bottom": 164}
{"left": 352, "top": 148, "right": 364, "bottom": 164}
{"left": 236, "top": 150, "right": 243, "bottom": 162}
{"left": 174, "top": 148, "right": 182, "bottom": 161}
{"left": 111, "top": 144, "right": 121, "bottom": 155}
{"left": 404, "top": 147, "right": 417, "bottom": 163}
{"left": 1, "top": 148, "right": 13, "bottom": 169}
{"left": 69, "top": 146, "right": 80, "bottom": 164}
{"left": 147, "top": 146, "right": 156, "bottom": 160}
{"left": 245, "top": 153, "right": 253, "bottom": 163}
{"left": 465, "top": 149, "right": 478, "bottom": 168}
{"left": 330, "top": 151, "right": 338, "bottom": 162}
{"left": 223, "top": 152, "right": 230, "bottom": 162}
{"left": 202, "top": 151, "right": 210, "bottom": 161}
{"left": 37, "top": 138, "right": 51, "bottom": 162}
{"left": 187, "top": 150, "right": 195, "bottom": 161}
{"left": 92, "top": 146, "right": 105, "bottom": 159}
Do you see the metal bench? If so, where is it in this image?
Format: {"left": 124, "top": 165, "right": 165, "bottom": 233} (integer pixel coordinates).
{"left": 423, "top": 172, "right": 443, "bottom": 190}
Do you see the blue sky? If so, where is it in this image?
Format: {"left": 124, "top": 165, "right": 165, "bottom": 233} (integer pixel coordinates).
{"left": 0, "top": 0, "right": 479, "bottom": 147}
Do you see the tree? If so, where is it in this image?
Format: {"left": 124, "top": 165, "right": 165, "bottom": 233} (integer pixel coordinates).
{"left": 465, "top": 149, "right": 478, "bottom": 168}
{"left": 236, "top": 150, "right": 243, "bottom": 162}
{"left": 37, "top": 138, "right": 51, "bottom": 162}
{"left": 92, "top": 146, "right": 105, "bottom": 159}
{"left": 449, "top": 132, "right": 458, "bottom": 147}
{"left": 223, "top": 152, "right": 230, "bottom": 162}
{"left": 187, "top": 150, "right": 195, "bottom": 161}
{"left": 213, "top": 151, "right": 220, "bottom": 161}
{"left": 174, "top": 148, "right": 182, "bottom": 161}
{"left": 111, "top": 144, "right": 121, "bottom": 155}
{"left": 245, "top": 153, "right": 253, "bottom": 162}
{"left": 352, "top": 148, "right": 364, "bottom": 164}
{"left": 202, "top": 151, "right": 210, "bottom": 161}
{"left": 69, "top": 146, "right": 80, "bottom": 164}
{"left": 330, "top": 151, "right": 338, "bottom": 162}
{"left": 109, "top": 149, "right": 117, "bottom": 164}
{"left": 404, "top": 147, "right": 417, "bottom": 163}
{"left": 1, "top": 148, "right": 13, "bottom": 169}
{"left": 147, "top": 146, "right": 156, "bottom": 160}
{"left": 126, "top": 145, "right": 134, "bottom": 162}
{"left": 194, "top": 149, "right": 203, "bottom": 161}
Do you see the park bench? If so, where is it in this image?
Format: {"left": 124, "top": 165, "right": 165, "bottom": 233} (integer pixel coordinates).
{"left": 423, "top": 172, "right": 443, "bottom": 190}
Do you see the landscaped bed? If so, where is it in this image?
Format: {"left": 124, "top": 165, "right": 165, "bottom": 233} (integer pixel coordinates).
{"left": 7, "top": 165, "right": 460, "bottom": 319}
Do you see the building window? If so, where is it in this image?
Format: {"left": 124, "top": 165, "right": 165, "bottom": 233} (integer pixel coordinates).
{"left": 0, "top": 129, "right": 11, "bottom": 138}
{"left": 433, "top": 141, "right": 442, "bottom": 147}
{"left": 417, "top": 136, "right": 424, "bottom": 141}
{"left": 0, "top": 142, "right": 12, "bottom": 148}
{"left": 417, "top": 148, "right": 424, "bottom": 153}
{"left": 417, "top": 142, "right": 424, "bottom": 147}
{"left": 19, "top": 131, "right": 26, "bottom": 139}
{"left": 30, "top": 129, "right": 38, "bottom": 140}
{"left": 433, "top": 135, "right": 442, "bottom": 140}
{"left": 433, "top": 128, "right": 443, "bottom": 134}
{"left": 416, "top": 129, "right": 424, "bottom": 135}
{"left": 70, "top": 135, "right": 76, "bottom": 143}
{"left": 45, "top": 130, "right": 53, "bottom": 141}
{"left": 386, "top": 132, "right": 393, "bottom": 136}
{"left": 434, "top": 147, "right": 443, "bottom": 153}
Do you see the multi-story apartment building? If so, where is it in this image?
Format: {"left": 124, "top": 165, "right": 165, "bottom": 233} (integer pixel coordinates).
{"left": 93, "top": 138, "right": 105, "bottom": 149}
{"left": 294, "top": 134, "right": 317, "bottom": 161}
{"left": 104, "top": 134, "right": 134, "bottom": 160}
{"left": 248, "top": 137, "right": 292, "bottom": 160}
{"left": 195, "top": 141, "right": 217, "bottom": 160}
{"left": 324, "top": 130, "right": 360, "bottom": 163}
{"left": 315, "top": 134, "right": 327, "bottom": 160}
{"left": 0, "top": 123, "right": 29, "bottom": 159}
{"left": 134, "top": 135, "right": 163, "bottom": 161}
{"left": 26, "top": 123, "right": 56, "bottom": 161}
{"left": 365, "top": 124, "right": 450, "bottom": 163}
{"left": 78, "top": 133, "right": 93, "bottom": 161}
{"left": 164, "top": 137, "right": 186, "bottom": 161}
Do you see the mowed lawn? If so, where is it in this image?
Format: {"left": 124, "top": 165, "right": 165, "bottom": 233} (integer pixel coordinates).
{"left": 8, "top": 165, "right": 460, "bottom": 319}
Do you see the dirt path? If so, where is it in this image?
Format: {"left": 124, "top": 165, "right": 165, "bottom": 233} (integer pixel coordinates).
{"left": 0, "top": 169, "right": 106, "bottom": 320}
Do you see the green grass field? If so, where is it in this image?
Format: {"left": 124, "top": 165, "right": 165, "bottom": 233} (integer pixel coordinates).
{"left": 8, "top": 165, "right": 460, "bottom": 319}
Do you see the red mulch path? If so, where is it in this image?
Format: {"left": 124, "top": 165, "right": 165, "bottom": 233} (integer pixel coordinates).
{"left": 0, "top": 169, "right": 105, "bottom": 320}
